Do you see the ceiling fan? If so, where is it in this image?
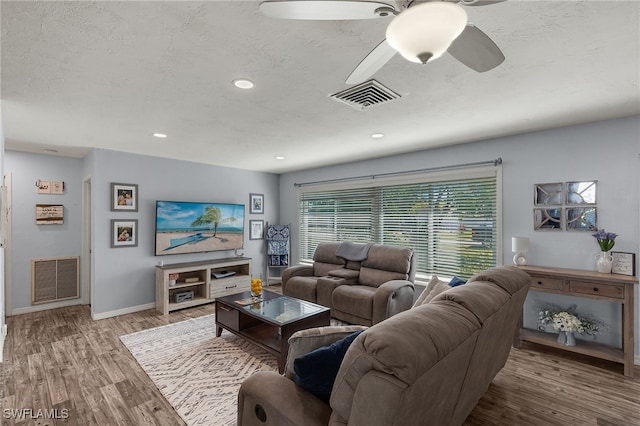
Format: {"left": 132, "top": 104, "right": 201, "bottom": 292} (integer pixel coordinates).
{"left": 259, "top": 0, "right": 506, "bottom": 84}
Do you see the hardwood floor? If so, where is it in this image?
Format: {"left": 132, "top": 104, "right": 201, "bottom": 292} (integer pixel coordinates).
{"left": 1, "top": 298, "right": 639, "bottom": 425}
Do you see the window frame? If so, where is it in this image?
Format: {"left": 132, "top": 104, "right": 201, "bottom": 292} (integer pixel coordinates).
{"left": 296, "top": 166, "right": 503, "bottom": 283}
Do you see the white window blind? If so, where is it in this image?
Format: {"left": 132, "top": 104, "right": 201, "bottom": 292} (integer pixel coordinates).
{"left": 298, "top": 169, "right": 500, "bottom": 280}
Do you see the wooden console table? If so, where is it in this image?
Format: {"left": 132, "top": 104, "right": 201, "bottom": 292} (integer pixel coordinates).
{"left": 515, "top": 265, "right": 638, "bottom": 377}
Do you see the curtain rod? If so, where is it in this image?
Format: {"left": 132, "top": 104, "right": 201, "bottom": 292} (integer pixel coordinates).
{"left": 294, "top": 158, "right": 502, "bottom": 188}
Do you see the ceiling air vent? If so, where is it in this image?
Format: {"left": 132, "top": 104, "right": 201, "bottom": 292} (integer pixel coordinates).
{"left": 330, "top": 80, "right": 400, "bottom": 110}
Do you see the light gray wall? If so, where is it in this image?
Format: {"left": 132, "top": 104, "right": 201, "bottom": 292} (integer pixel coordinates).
{"left": 89, "top": 149, "right": 279, "bottom": 316}
{"left": 279, "top": 116, "right": 640, "bottom": 354}
{"left": 4, "top": 151, "right": 84, "bottom": 310}
{"left": 5, "top": 148, "right": 280, "bottom": 317}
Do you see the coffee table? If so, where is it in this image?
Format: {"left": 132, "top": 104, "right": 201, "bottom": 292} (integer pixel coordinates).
{"left": 215, "top": 289, "right": 331, "bottom": 373}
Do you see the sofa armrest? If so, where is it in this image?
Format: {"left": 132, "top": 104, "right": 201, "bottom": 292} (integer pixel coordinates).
{"left": 372, "top": 280, "right": 415, "bottom": 325}
{"left": 284, "top": 325, "right": 368, "bottom": 380}
{"left": 238, "top": 371, "right": 331, "bottom": 426}
{"left": 281, "top": 265, "right": 314, "bottom": 290}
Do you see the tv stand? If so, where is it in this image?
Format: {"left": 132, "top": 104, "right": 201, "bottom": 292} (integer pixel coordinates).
{"left": 155, "top": 257, "right": 251, "bottom": 315}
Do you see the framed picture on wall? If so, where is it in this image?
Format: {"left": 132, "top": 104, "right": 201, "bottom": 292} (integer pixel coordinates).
{"left": 111, "top": 219, "right": 138, "bottom": 248}
{"left": 249, "top": 219, "right": 264, "bottom": 240}
{"left": 111, "top": 183, "right": 138, "bottom": 212}
{"left": 249, "top": 193, "right": 264, "bottom": 214}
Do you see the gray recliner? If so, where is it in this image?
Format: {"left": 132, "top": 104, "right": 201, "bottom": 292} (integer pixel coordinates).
{"left": 282, "top": 242, "right": 416, "bottom": 326}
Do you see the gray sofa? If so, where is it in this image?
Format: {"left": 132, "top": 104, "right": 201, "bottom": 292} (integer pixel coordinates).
{"left": 281, "top": 242, "right": 416, "bottom": 326}
{"left": 238, "top": 266, "right": 531, "bottom": 426}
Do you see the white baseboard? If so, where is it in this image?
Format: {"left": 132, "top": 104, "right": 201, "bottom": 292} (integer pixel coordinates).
{"left": 91, "top": 302, "right": 156, "bottom": 320}
{"left": 10, "top": 298, "right": 83, "bottom": 316}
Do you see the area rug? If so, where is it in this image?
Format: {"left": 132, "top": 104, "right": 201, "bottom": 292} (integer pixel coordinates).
{"left": 119, "top": 314, "right": 278, "bottom": 426}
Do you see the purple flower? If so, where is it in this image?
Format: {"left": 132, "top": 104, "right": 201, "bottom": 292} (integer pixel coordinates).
{"left": 592, "top": 229, "right": 617, "bottom": 251}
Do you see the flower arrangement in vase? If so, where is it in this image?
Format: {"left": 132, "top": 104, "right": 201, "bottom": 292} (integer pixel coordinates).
{"left": 538, "top": 303, "right": 607, "bottom": 346}
{"left": 592, "top": 229, "right": 617, "bottom": 273}
{"left": 169, "top": 273, "right": 179, "bottom": 286}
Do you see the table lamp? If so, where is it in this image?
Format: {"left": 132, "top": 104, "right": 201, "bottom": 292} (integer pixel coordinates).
{"left": 512, "top": 236, "right": 530, "bottom": 266}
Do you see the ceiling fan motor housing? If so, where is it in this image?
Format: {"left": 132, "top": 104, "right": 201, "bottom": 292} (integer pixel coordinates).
{"left": 386, "top": 2, "right": 468, "bottom": 63}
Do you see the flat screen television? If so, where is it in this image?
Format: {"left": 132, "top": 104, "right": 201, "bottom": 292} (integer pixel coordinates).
{"left": 155, "top": 200, "right": 245, "bottom": 256}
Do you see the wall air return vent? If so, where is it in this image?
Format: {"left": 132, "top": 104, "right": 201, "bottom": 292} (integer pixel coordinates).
{"left": 31, "top": 256, "right": 80, "bottom": 304}
{"left": 330, "top": 80, "right": 400, "bottom": 110}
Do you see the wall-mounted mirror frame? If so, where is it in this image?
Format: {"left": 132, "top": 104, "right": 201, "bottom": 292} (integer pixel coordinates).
{"left": 534, "top": 182, "right": 563, "bottom": 206}
{"left": 534, "top": 208, "right": 562, "bottom": 231}
{"left": 565, "top": 207, "right": 597, "bottom": 231}
{"left": 566, "top": 181, "right": 597, "bottom": 205}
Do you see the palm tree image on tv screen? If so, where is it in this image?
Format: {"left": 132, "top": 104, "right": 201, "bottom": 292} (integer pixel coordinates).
{"left": 155, "top": 201, "right": 245, "bottom": 256}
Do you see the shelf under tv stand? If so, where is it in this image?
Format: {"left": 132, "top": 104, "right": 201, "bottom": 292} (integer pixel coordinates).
{"left": 155, "top": 257, "right": 251, "bottom": 315}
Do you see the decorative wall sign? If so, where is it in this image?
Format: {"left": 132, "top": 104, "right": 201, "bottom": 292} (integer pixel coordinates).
{"left": 611, "top": 251, "right": 636, "bottom": 276}
{"left": 111, "top": 219, "right": 138, "bottom": 247}
{"left": 51, "top": 181, "right": 65, "bottom": 194}
{"left": 36, "top": 204, "right": 64, "bottom": 224}
{"left": 36, "top": 180, "right": 51, "bottom": 194}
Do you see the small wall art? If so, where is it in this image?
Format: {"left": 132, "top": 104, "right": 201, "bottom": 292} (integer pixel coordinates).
{"left": 36, "top": 180, "right": 51, "bottom": 194}
{"left": 111, "top": 219, "right": 138, "bottom": 247}
{"left": 51, "top": 181, "right": 64, "bottom": 194}
{"left": 36, "top": 204, "right": 64, "bottom": 224}
{"left": 611, "top": 252, "right": 636, "bottom": 276}
{"left": 111, "top": 183, "right": 138, "bottom": 212}
{"left": 250, "top": 219, "right": 264, "bottom": 240}
{"left": 250, "top": 193, "right": 264, "bottom": 214}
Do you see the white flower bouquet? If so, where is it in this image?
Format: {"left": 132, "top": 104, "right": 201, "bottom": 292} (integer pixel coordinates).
{"left": 538, "top": 303, "right": 606, "bottom": 337}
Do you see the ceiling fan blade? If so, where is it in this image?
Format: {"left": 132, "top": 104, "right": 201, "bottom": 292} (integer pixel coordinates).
{"left": 458, "top": 0, "right": 507, "bottom": 6}
{"left": 259, "top": 0, "right": 395, "bottom": 20}
{"left": 447, "top": 24, "right": 505, "bottom": 72}
{"left": 346, "top": 39, "right": 397, "bottom": 84}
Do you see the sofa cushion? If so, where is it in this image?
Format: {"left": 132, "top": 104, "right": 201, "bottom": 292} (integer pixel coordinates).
{"left": 361, "top": 245, "right": 413, "bottom": 274}
{"left": 332, "top": 285, "right": 376, "bottom": 319}
{"left": 284, "top": 276, "right": 319, "bottom": 302}
{"left": 359, "top": 267, "right": 409, "bottom": 287}
{"left": 293, "top": 330, "right": 364, "bottom": 404}
{"left": 413, "top": 275, "right": 450, "bottom": 307}
{"left": 313, "top": 261, "right": 344, "bottom": 277}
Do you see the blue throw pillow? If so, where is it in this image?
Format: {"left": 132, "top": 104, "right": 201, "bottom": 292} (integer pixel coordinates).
{"left": 292, "top": 330, "right": 364, "bottom": 404}
{"left": 449, "top": 276, "right": 467, "bottom": 287}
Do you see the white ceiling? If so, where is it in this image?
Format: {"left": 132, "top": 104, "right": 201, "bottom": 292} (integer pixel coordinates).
{"left": 2, "top": 0, "right": 639, "bottom": 174}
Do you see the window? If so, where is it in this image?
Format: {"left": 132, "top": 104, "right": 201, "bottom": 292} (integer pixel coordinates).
{"left": 298, "top": 167, "right": 501, "bottom": 280}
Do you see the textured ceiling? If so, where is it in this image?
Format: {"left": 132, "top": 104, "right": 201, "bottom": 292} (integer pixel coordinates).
{"left": 2, "top": 0, "right": 639, "bottom": 173}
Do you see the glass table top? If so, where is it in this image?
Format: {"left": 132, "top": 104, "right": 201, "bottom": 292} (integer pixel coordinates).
{"left": 242, "top": 296, "right": 327, "bottom": 325}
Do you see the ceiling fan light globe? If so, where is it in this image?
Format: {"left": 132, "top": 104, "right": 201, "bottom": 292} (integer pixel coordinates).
{"left": 386, "top": 2, "right": 468, "bottom": 64}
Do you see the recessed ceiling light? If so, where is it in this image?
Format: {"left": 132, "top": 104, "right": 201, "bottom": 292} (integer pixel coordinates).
{"left": 275, "top": 156, "right": 285, "bottom": 160}
{"left": 233, "top": 79, "right": 255, "bottom": 89}
{"left": 153, "top": 133, "right": 167, "bottom": 138}
{"left": 371, "top": 133, "right": 384, "bottom": 139}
